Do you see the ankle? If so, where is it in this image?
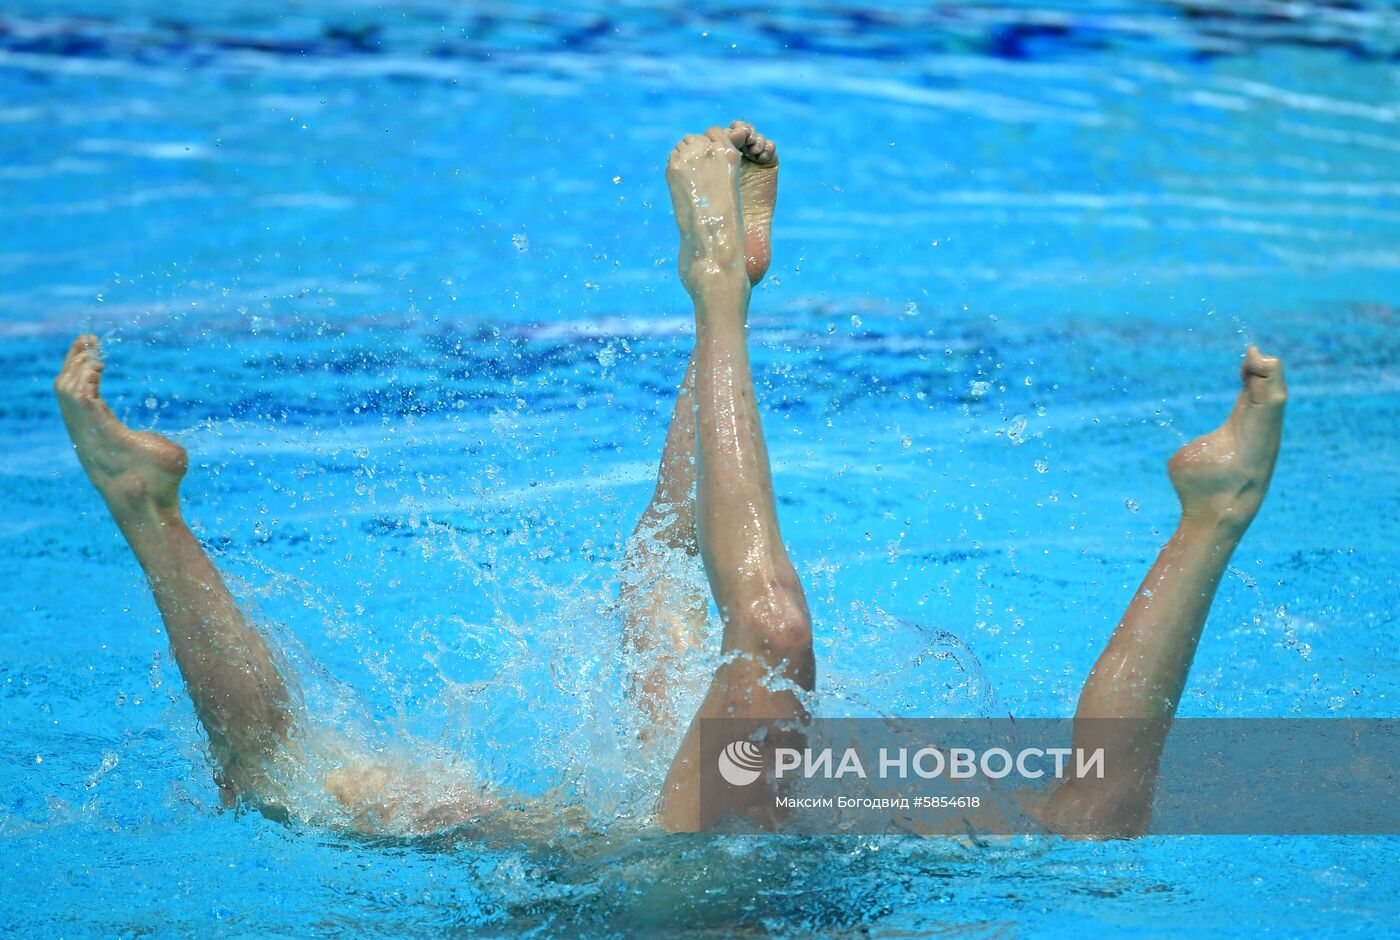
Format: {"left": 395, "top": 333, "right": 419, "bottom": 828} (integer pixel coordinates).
{"left": 106, "top": 491, "right": 184, "bottom": 534}
{"left": 1175, "top": 511, "right": 1250, "bottom": 548}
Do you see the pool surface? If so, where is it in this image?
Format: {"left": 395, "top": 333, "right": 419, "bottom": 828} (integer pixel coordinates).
{"left": 2, "top": 1, "right": 1398, "bottom": 935}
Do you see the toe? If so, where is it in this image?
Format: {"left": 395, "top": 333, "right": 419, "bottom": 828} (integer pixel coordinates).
{"left": 668, "top": 139, "right": 691, "bottom": 169}
{"left": 56, "top": 336, "right": 95, "bottom": 394}
{"left": 1243, "top": 345, "right": 1271, "bottom": 376}
{"left": 1226, "top": 348, "right": 1286, "bottom": 467}
{"left": 737, "top": 133, "right": 777, "bottom": 166}
{"left": 74, "top": 358, "right": 104, "bottom": 400}
{"left": 56, "top": 335, "right": 109, "bottom": 400}
{"left": 704, "top": 126, "right": 735, "bottom": 148}
{"left": 1242, "top": 346, "right": 1287, "bottom": 407}
{"left": 62, "top": 334, "right": 97, "bottom": 367}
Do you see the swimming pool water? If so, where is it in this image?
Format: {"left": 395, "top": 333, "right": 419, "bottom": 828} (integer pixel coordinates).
{"left": 2, "top": 1, "right": 1398, "bottom": 935}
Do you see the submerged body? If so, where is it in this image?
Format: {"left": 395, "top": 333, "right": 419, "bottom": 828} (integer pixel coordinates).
{"left": 54, "top": 122, "right": 1286, "bottom": 838}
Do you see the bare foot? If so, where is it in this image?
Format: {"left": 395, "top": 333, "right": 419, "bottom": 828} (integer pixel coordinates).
{"left": 665, "top": 127, "right": 748, "bottom": 298}
{"left": 54, "top": 334, "right": 188, "bottom": 517}
{"left": 1168, "top": 346, "right": 1287, "bottom": 532}
{"left": 727, "top": 120, "right": 779, "bottom": 286}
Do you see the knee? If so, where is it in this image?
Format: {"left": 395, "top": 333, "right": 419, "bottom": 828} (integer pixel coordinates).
{"left": 1042, "top": 779, "right": 1152, "bottom": 840}
{"left": 735, "top": 583, "right": 813, "bottom": 666}
{"left": 766, "top": 597, "right": 813, "bottom": 665}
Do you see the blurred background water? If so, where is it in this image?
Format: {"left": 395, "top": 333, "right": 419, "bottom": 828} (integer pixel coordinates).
{"left": 1, "top": 1, "right": 1397, "bottom": 935}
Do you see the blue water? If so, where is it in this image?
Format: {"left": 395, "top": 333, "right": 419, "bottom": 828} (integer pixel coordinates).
{"left": 3, "top": 1, "right": 1398, "bottom": 934}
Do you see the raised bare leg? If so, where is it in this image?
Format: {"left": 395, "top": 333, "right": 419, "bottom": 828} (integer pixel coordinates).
{"left": 57, "top": 338, "right": 518, "bottom": 835}
{"left": 650, "top": 128, "right": 813, "bottom": 833}
{"left": 618, "top": 354, "right": 710, "bottom": 748}
{"left": 1043, "top": 347, "right": 1287, "bottom": 836}
{"left": 620, "top": 122, "right": 781, "bottom": 748}
{"left": 54, "top": 335, "right": 296, "bottom": 810}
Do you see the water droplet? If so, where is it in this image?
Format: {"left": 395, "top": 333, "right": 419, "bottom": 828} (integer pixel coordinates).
{"left": 969, "top": 381, "right": 991, "bottom": 399}
{"left": 144, "top": 397, "right": 157, "bottom": 409}
{"left": 903, "top": 302, "right": 919, "bottom": 317}
{"left": 84, "top": 751, "right": 119, "bottom": 789}
{"left": 1034, "top": 459, "right": 1049, "bottom": 473}
{"left": 511, "top": 233, "right": 529, "bottom": 252}
{"left": 850, "top": 315, "right": 862, "bottom": 328}
{"left": 1008, "top": 415, "right": 1027, "bottom": 442}
{"left": 612, "top": 176, "right": 621, "bottom": 184}
{"left": 1125, "top": 498, "right": 1140, "bottom": 513}
{"left": 597, "top": 345, "right": 617, "bottom": 368}
{"left": 901, "top": 436, "right": 912, "bottom": 448}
